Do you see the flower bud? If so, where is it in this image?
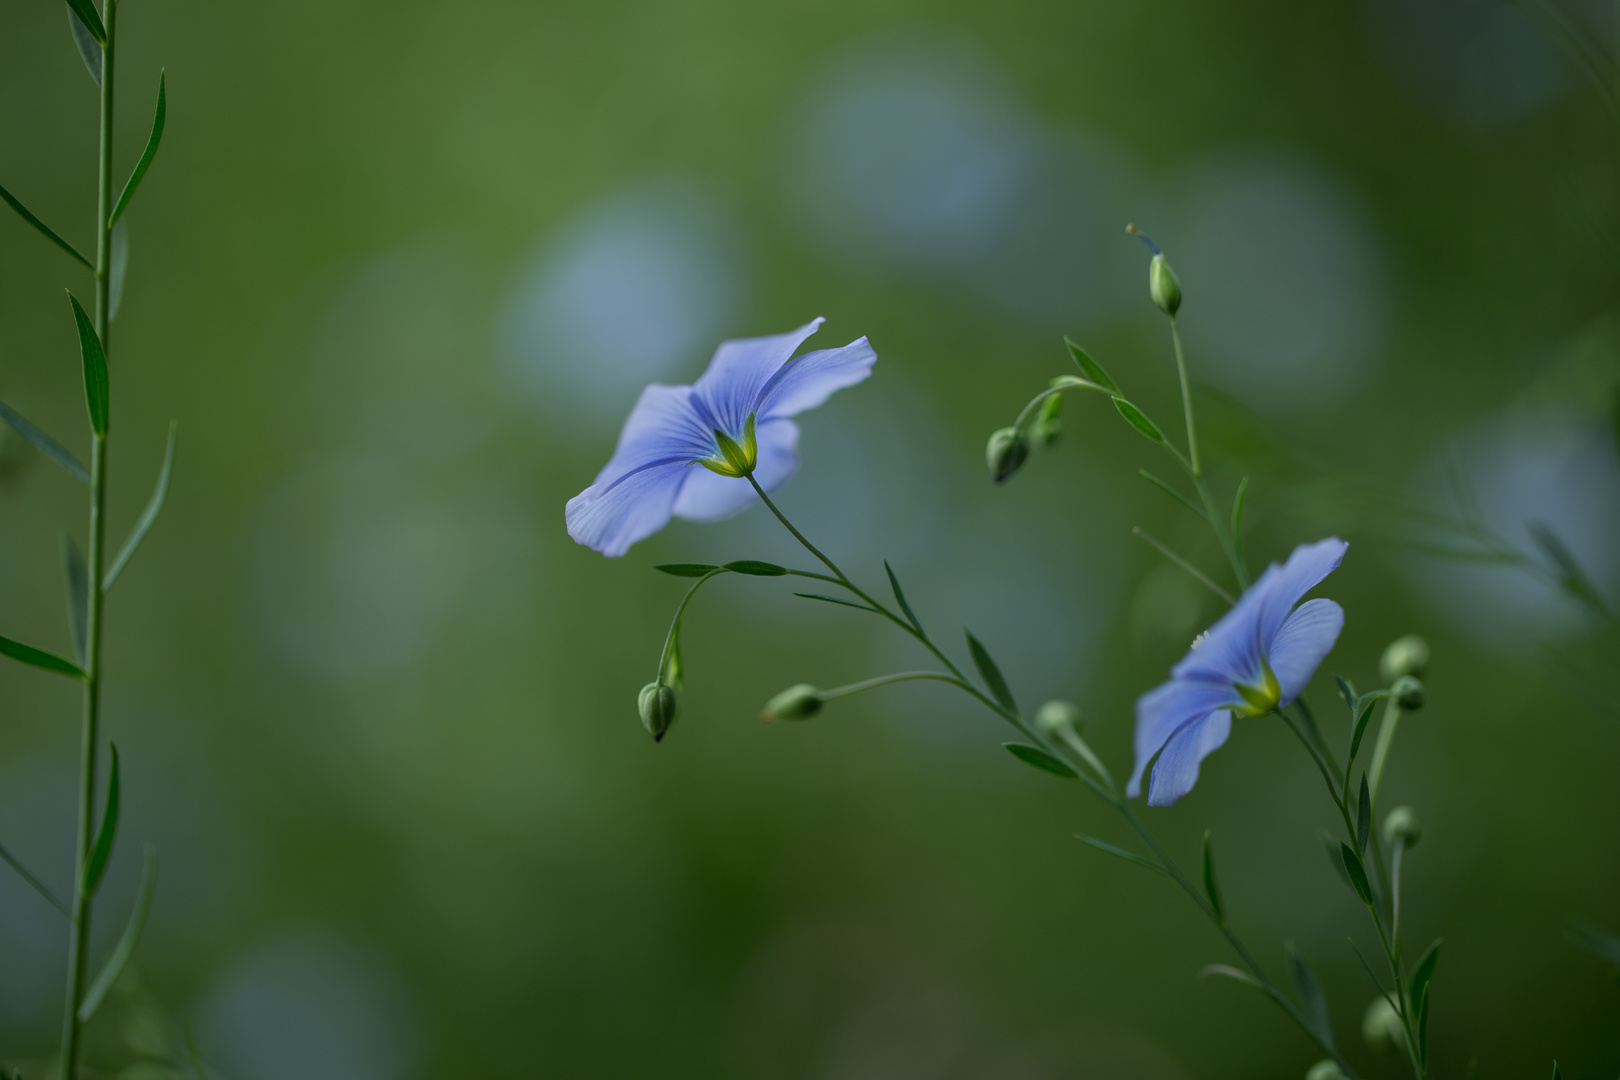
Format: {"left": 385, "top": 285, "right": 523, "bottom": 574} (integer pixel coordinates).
{"left": 1306, "top": 1060, "right": 1348, "bottom": 1080}
{"left": 1031, "top": 393, "right": 1062, "bottom": 448}
{"left": 986, "top": 427, "right": 1029, "bottom": 484}
{"left": 638, "top": 681, "right": 677, "bottom": 741}
{"left": 1362, "top": 997, "right": 1406, "bottom": 1056}
{"left": 1035, "top": 699, "right": 1082, "bottom": 736}
{"left": 1150, "top": 254, "right": 1182, "bottom": 317}
{"left": 761, "top": 684, "right": 822, "bottom": 722}
{"left": 1379, "top": 635, "right": 1430, "bottom": 681}
{"left": 1382, "top": 806, "right": 1421, "bottom": 848}
{"left": 1391, "top": 675, "right": 1425, "bottom": 711}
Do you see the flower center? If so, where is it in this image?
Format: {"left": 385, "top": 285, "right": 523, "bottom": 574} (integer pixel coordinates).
{"left": 695, "top": 413, "right": 758, "bottom": 478}
{"left": 1232, "top": 659, "right": 1281, "bottom": 717}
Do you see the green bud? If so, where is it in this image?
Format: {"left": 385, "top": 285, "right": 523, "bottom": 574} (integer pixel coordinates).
{"left": 1306, "top": 1060, "right": 1349, "bottom": 1080}
{"left": 1035, "top": 699, "right": 1082, "bottom": 736}
{"left": 986, "top": 426, "right": 1029, "bottom": 484}
{"left": 761, "top": 683, "right": 822, "bottom": 722}
{"left": 638, "top": 681, "right": 677, "bottom": 741}
{"left": 1362, "top": 997, "right": 1406, "bottom": 1056}
{"left": 1150, "top": 254, "right": 1182, "bottom": 317}
{"left": 1031, "top": 393, "right": 1062, "bottom": 448}
{"left": 1391, "top": 675, "right": 1425, "bottom": 711}
{"left": 1382, "top": 805, "right": 1422, "bottom": 848}
{"left": 1379, "top": 635, "right": 1430, "bottom": 681}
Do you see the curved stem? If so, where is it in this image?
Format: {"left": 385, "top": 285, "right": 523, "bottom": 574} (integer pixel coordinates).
{"left": 1170, "top": 319, "right": 1200, "bottom": 477}
{"left": 820, "top": 670, "right": 964, "bottom": 701}
{"left": 655, "top": 567, "right": 728, "bottom": 683}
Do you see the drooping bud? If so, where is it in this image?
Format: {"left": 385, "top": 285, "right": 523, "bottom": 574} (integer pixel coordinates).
{"left": 1031, "top": 393, "right": 1063, "bottom": 448}
{"left": 1306, "top": 1060, "right": 1348, "bottom": 1080}
{"left": 1362, "top": 997, "right": 1407, "bottom": 1056}
{"left": 986, "top": 427, "right": 1029, "bottom": 484}
{"left": 1150, "top": 254, "right": 1182, "bottom": 317}
{"left": 1379, "top": 635, "right": 1430, "bottom": 681}
{"left": 1382, "top": 806, "right": 1422, "bottom": 848}
{"left": 638, "top": 681, "right": 677, "bottom": 741}
{"left": 761, "top": 684, "right": 822, "bottom": 722}
{"left": 1391, "top": 675, "right": 1425, "bottom": 711}
{"left": 1035, "top": 699, "right": 1082, "bottom": 736}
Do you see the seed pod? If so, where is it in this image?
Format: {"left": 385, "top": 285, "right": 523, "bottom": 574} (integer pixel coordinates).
{"left": 761, "top": 684, "right": 823, "bottom": 722}
{"left": 1031, "top": 393, "right": 1062, "bottom": 448}
{"left": 639, "top": 681, "right": 677, "bottom": 741}
{"left": 1392, "top": 675, "right": 1425, "bottom": 711}
{"left": 1362, "top": 997, "right": 1406, "bottom": 1055}
{"left": 1382, "top": 806, "right": 1422, "bottom": 848}
{"left": 1150, "top": 254, "right": 1182, "bottom": 317}
{"left": 1306, "top": 1060, "right": 1348, "bottom": 1080}
{"left": 1379, "top": 635, "right": 1430, "bottom": 681}
{"left": 986, "top": 427, "right": 1029, "bottom": 484}
{"left": 1035, "top": 699, "right": 1082, "bottom": 736}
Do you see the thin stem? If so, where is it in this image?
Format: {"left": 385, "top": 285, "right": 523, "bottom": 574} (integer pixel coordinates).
{"left": 62, "top": 3, "right": 115, "bottom": 1073}
{"left": 819, "top": 671, "right": 964, "bottom": 701}
{"left": 654, "top": 568, "right": 728, "bottom": 683}
{"left": 1170, "top": 319, "right": 1200, "bottom": 477}
{"left": 1367, "top": 699, "right": 1402, "bottom": 805}
{"left": 1132, "top": 526, "right": 1235, "bottom": 605}
{"left": 0, "top": 839, "right": 70, "bottom": 917}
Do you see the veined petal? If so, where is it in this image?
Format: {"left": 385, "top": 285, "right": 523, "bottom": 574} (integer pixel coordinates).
{"left": 674, "top": 418, "right": 799, "bottom": 521}
{"left": 757, "top": 337, "right": 877, "bottom": 420}
{"left": 1147, "top": 710, "right": 1233, "bottom": 807}
{"left": 690, "top": 318, "right": 825, "bottom": 435}
{"left": 565, "top": 460, "right": 691, "bottom": 557}
{"left": 1128, "top": 677, "right": 1242, "bottom": 799}
{"left": 1171, "top": 570, "right": 1273, "bottom": 688}
{"left": 1257, "top": 537, "right": 1348, "bottom": 646}
{"left": 587, "top": 383, "right": 716, "bottom": 482}
{"left": 1268, "top": 597, "right": 1344, "bottom": 705}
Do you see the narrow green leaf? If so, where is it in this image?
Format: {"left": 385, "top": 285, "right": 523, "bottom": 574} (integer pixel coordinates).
{"left": 1075, "top": 835, "right": 1168, "bottom": 876}
{"left": 104, "top": 423, "right": 176, "bottom": 590}
{"left": 1356, "top": 773, "right": 1371, "bottom": 855}
{"left": 1064, "top": 337, "right": 1120, "bottom": 394}
{"left": 1340, "top": 841, "right": 1373, "bottom": 905}
{"left": 1528, "top": 520, "right": 1609, "bottom": 614}
{"left": 1198, "top": 964, "right": 1266, "bottom": 991}
{"left": 965, "top": 628, "right": 1018, "bottom": 715}
{"left": 1550, "top": 1062, "right": 1562, "bottom": 1080}
{"left": 1417, "top": 983, "right": 1431, "bottom": 1069}
{"left": 0, "top": 633, "right": 85, "bottom": 678}
{"left": 1321, "top": 831, "right": 1353, "bottom": 890}
{"left": 83, "top": 744, "right": 120, "bottom": 896}
{"left": 109, "top": 217, "right": 128, "bottom": 321}
{"left": 1139, "top": 469, "right": 1208, "bottom": 522}
{"left": 68, "top": 2, "right": 101, "bottom": 83}
{"left": 0, "top": 400, "right": 89, "bottom": 481}
{"left": 1002, "top": 742, "right": 1077, "bottom": 779}
{"left": 792, "top": 592, "right": 877, "bottom": 613}
{"left": 1333, "top": 674, "right": 1357, "bottom": 715}
{"left": 62, "top": 535, "right": 88, "bottom": 665}
{"left": 1348, "top": 698, "right": 1377, "bottom": 761}
{"left": 68, "top": 292, "right": 109, "bottom": 436}
{"left": 884, "top": 560, "right": 922, "bottom": 632}
{"left": 1230, "top": 475, "right": 1249, "bottom": 544}
{"left": 1202, "top": 830, "right": 1225, "bottom": 924}
{"left": 0, "top": 837, "right": 70, "bottom": 916}
{"left": 1112, "top": 398, "right": 1164, "bottom": 443}
{"left": 0, "top": 182, "right": 94, "bottom": 269}
{"left": 1286, "top": 941, "right": 1334, "bottom": 1047}
{"left": 78, "top": 845, "right": 157, "bottom": 1024}
{"left": 64, "top": 0, "right": 106, "bottom": 44}
{"left": 653, "top": 563, "right": 721, "bottom": 577}
{"left": 109, "top": 71, "right": 166, "bottom": 227}
{"left": 724, "top": 560, "right": 787, "bottom": 576}
{"left": 1409, "top": 938, "right": 1442, "bottom": 1007}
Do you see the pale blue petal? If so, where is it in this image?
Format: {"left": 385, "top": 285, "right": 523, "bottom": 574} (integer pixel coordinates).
{"left": 1268, "top": 598, "right": 1344, "bottom": 704}
{"left": 1257, "top": 537, "right": 1348, "bottom": 646}
{"left": 1147, "top": 710, "right": 1233, "bottom": 807}
{"left": 1170, "top": 570, "right": 1273, "bottom": 688}
{"left": 757, "top": 337, "right": 877, "bottom": 420}
{"left": 565, "top": 460, "right": 690, "bottom": 557}
{"left": 673, "top": 418, "right": 800, "bottom": 521}
{"left": 1128, "top": 677, "right": 1242, "bottom": 799}
{"left": 690, "top": 318, "right": 825, "bottom": 436}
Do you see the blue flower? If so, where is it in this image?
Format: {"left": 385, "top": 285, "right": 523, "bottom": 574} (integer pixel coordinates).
{"left": 566, "top": 318, "right": 876, "bottom": 556}
{"left": 1128, "top": 537, "right": 1349, "bottom": 807}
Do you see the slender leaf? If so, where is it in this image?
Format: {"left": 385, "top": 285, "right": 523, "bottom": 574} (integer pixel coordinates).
{"left": 78, "top": 845, "right": 157, "bottom": 1024}
{"left": 724, "top": 560, "right": 786, "bottom": 576}
{"left": 0, "top": 633, "right": 85, "bottom": 678}
{"left": 1355, "top": 774, "right": 1371, "bottom": 855}
{"left": 109, "top": 71, "right": 167, "bottom": 226}
{"left": 0, "top": 400, "right": 89, "bottom": 481}
{"left": 1417, "top": 983, "right": 1431, "bottom": 1069}
{"left": 1075, "top": 834, "right": 1168, "bottom": 876}
{"left": 884, "top": 560, "right": 923, "bottom": 632}
{"left": 1064, "top": 337, "right": 1120, "bottom": 394}
{"left": 1230, "top": 475, "right": 1249, "bottom": 544}
{"left": 0, "top": 838, "right": 70, "bottom": 916}
{"left": 64, "top": 0, "right": 106, "bottom": 44}
{"left": 68, "top": 292, "right": 109, "bottom": 436}
{"left": 1002, "top": 742, "right": 1077, "bottom": 779}
{"left": 83, "top": 744, "right": 120, "bottom": 896}
{"left": 1286, "top": 941, "right": 1334, "bottom": 1047}
{"left": 1528, "top": 520, "right": 1609, "bottom": 614}
{"left": 62, "top": 535, "right": 88, "bottom": 665}
{"left": 1198, "top": 964, "right": 1266, "bottom": 991}
{"left": 792, "top": 592, "right": 876, "bottom": 613}
{"left": 1321, "top": 831, "right": 1353, "bottom": 890}
{"left": 1551, "top": 1062, "right": 1562, "bottom": 1080}
{"left": 1349, "top": 698, "right": 1377, "bottom": 761}
{"left": 1333, "top": 674, "right": 1357, "bottom": 714}
{"left": 1202, "top": 830, "right": 1225, "bottom": 925}
{"left": 965, "top": 629, "right": 1018, "bottom": 714}
{"left": 68, "top": 1, "right": 101, "bottom": 83}
{"left": 1139, "top": 469, "right": 1208, "bottom": 522}
{"left": 1340, "top": 841, "right": 1373, "bottom": 905}
{"left": 104, "top": 423, "right": 176, "bottom": 590}
{"left": 1410, "top": 938, "right": 1442, "bottom": 1007}
{"left": 109, "top": 217, "right": 128, "bottom": 321}
{"left": 653, "top": 563, "right": 721, "bottom": 577}
{"left": 1112, "top": 398, "right": 1164, "bottom": 443}
{"left": 0, "top": 182, "right": 93, "bottom": 269}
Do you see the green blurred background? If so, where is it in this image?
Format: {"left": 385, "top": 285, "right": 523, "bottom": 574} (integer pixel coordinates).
{"left": 2, "top": 0, "right": 1618, "bottom": 1076}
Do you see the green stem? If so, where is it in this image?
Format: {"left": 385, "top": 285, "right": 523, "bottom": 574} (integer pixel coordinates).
{"left": 820, "top": 671, "right": 964, "bottom": 701}
{"left": 1133, "top": 526, "right": 1235, "bottom": 605}
{"left": 1170, "top": 319, "right": 1200, "bottom": 477}
{"left": 62, "top": 3, "right": 115, "bottom": 1074}
{"left": 1367, "top": 699, "right": 1402, "bottom": 806}
{"left": 654, "top": 568, "right": 727, "bottom": 683}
